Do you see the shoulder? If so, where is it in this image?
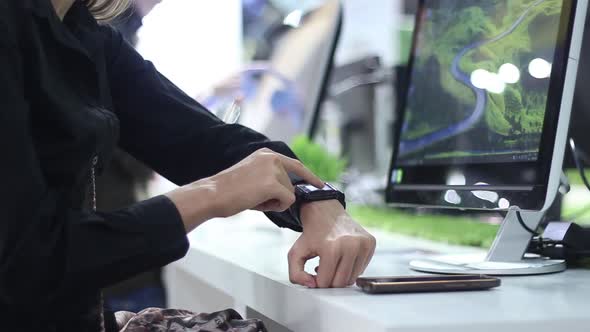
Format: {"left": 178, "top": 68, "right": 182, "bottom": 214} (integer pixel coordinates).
{"left": 97, "top": 24, "right": 122, "bottom": 43}
{"left": 97, "top": 24, "right": 125, "bottom": 61}
{"left": 96, "top": 24, "right": 143, "bottom": 70}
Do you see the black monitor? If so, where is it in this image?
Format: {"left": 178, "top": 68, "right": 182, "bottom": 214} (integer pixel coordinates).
{"left": 387, "top": 0, "right": 584, "bottom": 213}
{"left": 386, "top": 0, "right": 588, "bottom": 275}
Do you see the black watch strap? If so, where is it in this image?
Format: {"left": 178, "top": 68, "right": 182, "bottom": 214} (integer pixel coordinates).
{"left": 289, "top": 183, "right": 346, "bottom": 224}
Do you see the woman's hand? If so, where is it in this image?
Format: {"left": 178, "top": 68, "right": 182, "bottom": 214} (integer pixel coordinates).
{"left": 165, "top": 148, "right": 375, "bottom": 288}
{"left": 211, "top": 148, "right": 324, "bottom": 217}
{"left": 166, "top": 148, "right": 324, "bottom": 232}
{"left": 287, "top": 200, "right": 376, "bottom": 288}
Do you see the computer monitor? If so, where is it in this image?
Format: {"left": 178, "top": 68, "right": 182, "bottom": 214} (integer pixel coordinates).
{"left": 386, "top": 0, "right": 588, "bottom": 275}
{"left": 238, "top": 0, "right": 343, "bottom": 143}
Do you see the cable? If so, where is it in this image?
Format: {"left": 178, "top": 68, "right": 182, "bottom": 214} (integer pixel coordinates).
{"left": 572, "top": 139, "right": 590, "bottom": 164}
{"left": 525, "top": 138, "right": 590, "bottom": 259}
{"left": 569, "top": 138, "right": 590, "bottom": 192}
{"left": 497, "top": 210, "right": 541, "bottom": 236}
{"left": 501, "top": 139, "right": 587, "bottom": 244}
{"left": 516, "top": 210, "right": 540, "bottom": 236}
{"left": 566, "top": 138, "right": 590, "bottom": 224}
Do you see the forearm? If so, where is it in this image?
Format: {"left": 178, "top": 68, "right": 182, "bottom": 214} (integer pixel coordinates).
{"left": 164, "top": 177, "right": 220, "bottom": 232}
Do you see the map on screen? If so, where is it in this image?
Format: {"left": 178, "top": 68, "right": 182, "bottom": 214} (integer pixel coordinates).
{"left": 398, "top": 0, "right": 564, "bottom": 166}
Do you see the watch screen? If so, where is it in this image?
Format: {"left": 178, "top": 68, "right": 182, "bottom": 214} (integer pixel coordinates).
{"left": 300, "top": 184, "right": 332, "bottom": 193}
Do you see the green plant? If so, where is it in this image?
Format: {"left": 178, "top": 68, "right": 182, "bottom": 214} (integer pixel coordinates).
{"left": 290, "top": 135, "right": 347, "bottom": 182}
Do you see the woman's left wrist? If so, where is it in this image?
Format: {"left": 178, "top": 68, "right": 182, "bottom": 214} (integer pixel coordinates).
{"left": 299, "top": 200, "right": 346, "bottom": 228}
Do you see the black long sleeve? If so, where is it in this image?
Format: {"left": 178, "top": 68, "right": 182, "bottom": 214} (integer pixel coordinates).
{"left": 0, "top": 16, "right": 188, "bottom": 310}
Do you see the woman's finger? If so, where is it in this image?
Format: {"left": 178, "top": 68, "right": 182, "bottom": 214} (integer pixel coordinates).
{"left": 276, "top": 154, "right": 324, "bottom": 188}
{"left": 331, "top": 252, "right": 356, "bottom": 288}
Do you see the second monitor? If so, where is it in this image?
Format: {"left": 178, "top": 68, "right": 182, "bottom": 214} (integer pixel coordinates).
{"left": 387, "top": 0, "right": 588, "bottom": 274}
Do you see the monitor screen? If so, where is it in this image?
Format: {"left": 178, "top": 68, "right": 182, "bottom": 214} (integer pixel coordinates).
{"left": 387, "top": 0, "right": 581, "bottom": 210}
{"left": 398, "top": 0, "right": 562, "bottom": 166}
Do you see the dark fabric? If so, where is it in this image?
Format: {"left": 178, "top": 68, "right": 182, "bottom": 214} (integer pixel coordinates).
{"left": 105, "top": 286, "right": 167, "bottom": 313}
{"left": 104, "top": 311, "right": 118, "bottom": 332}
{"left": 120, "top": 308, "right": 267, "bottom": 332}
{"left": 96, "top": 149, "right": 152, "bottom": 212}
{"left": 103, "top": 2, "right": 164, "bottom": 308}
{"left": 0, "top": 0, "right": 302, "bottom": 331}
{"left": 98, "top": 150, "right": 163, "bottom": 305}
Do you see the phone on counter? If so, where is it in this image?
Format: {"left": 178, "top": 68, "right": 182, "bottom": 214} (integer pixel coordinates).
{"left": 356, "top": 274, "right": 501, "bottom": 294}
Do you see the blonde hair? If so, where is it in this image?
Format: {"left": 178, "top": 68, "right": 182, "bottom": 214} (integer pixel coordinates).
{"left": 83, "top": 0, "right": 132, "bottom": 22}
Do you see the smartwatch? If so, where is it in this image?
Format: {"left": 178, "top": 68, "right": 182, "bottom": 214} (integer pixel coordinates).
{"left": 290, "top": 183, "right": 346, "bottom": 222}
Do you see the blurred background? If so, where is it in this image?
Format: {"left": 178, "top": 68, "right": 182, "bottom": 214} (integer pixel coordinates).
{"left": 102, "top": 0, "right": 590, "bottom": 312}
{"left": 138, "top": 0, "right": 408, "bottom": 198}
{"left": 127, "top": 0, "right": 590, "bottom": 255}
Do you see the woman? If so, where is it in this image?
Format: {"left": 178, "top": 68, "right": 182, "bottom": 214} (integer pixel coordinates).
{"left": 0, "top": 0, "right": 376, "bottom": 331}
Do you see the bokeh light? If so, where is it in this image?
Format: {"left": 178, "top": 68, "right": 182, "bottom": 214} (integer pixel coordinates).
{"left": 528, "top": 58, "right": 552, "bottom": 79}
{"left": 498, "top": 63, "right": 521, "bottom": 84}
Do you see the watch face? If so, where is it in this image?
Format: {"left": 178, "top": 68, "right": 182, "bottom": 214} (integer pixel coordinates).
{"left": 301, "top": 184, "right": 331, "bottom": 192}
{"left": 294, "top": 183, "right": 346, "bottom": 208}
{"left": 296, "top": 183, "right": 340, "bottom": 200}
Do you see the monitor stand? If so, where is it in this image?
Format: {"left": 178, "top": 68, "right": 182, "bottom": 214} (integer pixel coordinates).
{"left": 409, "top": 206, "right": 566, "bottom": 275}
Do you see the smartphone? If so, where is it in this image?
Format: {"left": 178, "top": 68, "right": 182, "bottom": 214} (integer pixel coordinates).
{"left": 356, "top": 274, "right": 501, "bottom": 294}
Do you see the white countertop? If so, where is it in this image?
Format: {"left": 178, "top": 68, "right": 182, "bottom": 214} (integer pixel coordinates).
{"left": 168, "top": 211, "right": 590, "bottom": 332}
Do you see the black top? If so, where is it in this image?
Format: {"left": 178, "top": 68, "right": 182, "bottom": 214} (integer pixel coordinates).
{"left": 0, "top": 0, "right": 301, "bottom": 330}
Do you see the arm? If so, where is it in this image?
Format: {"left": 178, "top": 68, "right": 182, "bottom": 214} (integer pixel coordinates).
{"left": 0, "top": 20, "right": 188, "bottom": 308}
{"left": 101, "top": 27, "right": 376, "bottom": 289}
{"left": 102, "top": 27, "right": 304, "bottom": 230}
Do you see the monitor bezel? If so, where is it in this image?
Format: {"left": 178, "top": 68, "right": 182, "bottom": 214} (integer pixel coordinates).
{"left": 308, "top": 2, "right": 344, "bottom": 139}
{"left": 386, "top": 0, "right": 579, "bottom": 211}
